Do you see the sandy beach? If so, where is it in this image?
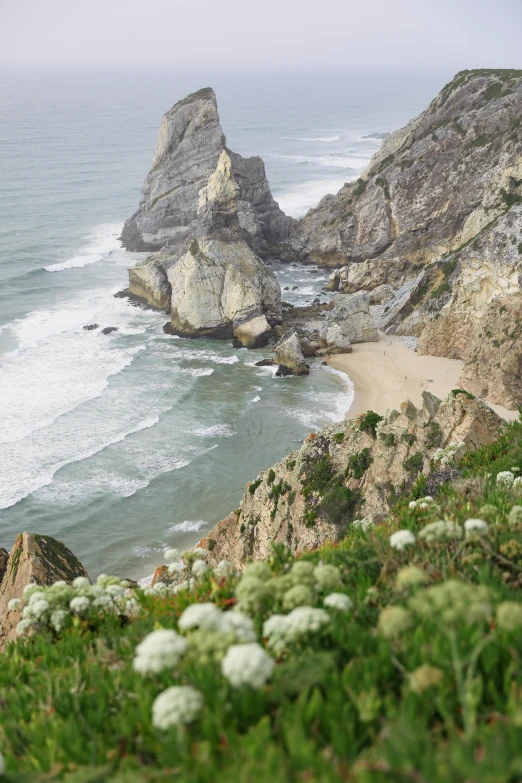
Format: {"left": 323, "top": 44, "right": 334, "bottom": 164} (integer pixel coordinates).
{"left": 328, "top": 334, "right": 518, "bottom": 422}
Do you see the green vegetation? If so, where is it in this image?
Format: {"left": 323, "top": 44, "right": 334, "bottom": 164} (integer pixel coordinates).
{"left": 269, "top": 481, "right": 291, "bottom": 520}
{"left": 248, "top": 478, "right": 262, "bottom": 495}
{"left": 358, "top": 411, "right": 383, "bottom": 439}
{"left": 451, "top": 388, "right": 475, "bottom": 400}
{"left": 466, "top": 133, "right": 489, "bottom": 150}
{"left": 501, "top": 189, "right": 522, "bottom": 209}
{"left": 401, "top": 432, "right": 416, "bottom": 447}
{"left": 317, "top": 484, "right": 362, "bottom": 527}
{"left": 403, "top": 451, "right": 424, "bottom": 474}
{"left": 3, "top": 418, "right": 522, "bottom": 780}
{"left": 380, "top": 432, "right": 396, "bottom": 448}
{"left": 353, "top": 178, "right": 366, "bottom": 197}
{"left": 430, "top": 280, "right": 451, "bottom": 298}
{"left": 424, "top": 421, "right": 443, "bottom": 449}
{"left": 267, "top": 469, "right": 276, "bottom": 486}
{"left": 189, "top": 238, "right": 199, "bottom": 256}
{"left": 374, "top": 153, "right": 395, "bottom": 174}
{"left": 346, "top": 448, "right": 373, "bottom": 480}
{"left": 300, "top": 458, "right": 334, "bottom": 501}
{"left": 286, "top": 460, "right": 296, "bottom": 471}
{"left": 332, "top": 433, "right": 345, "bottom": 444}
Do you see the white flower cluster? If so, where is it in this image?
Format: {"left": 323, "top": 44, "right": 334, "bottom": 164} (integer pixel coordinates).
{"left": 178, "top": 602, "right": 256, "bottom": 641}
{"left": 152, "top": 685, "right": 204, "bottom": 730}
{"left": 133, "top": 629, "right": 187, "bottom": 674}
{"left": 496, "top": 471, "right": 522, "bottom": 490}
{"left": 263, "top": 607, "right": 330, "bottom": 654}
{"left": 432, "top": 441, "right": 465, "bottom": 467}
{"left": 409, "top": 496, "right": 434, "bottom": 511}
{"left": 418, "top": 520, "right": 463, "bottom": 543}
{"left": 389, "top": 530, "right": 416, "bottom": 551}
{"left": 11, "top": 575, "right": 139, "bottom": 637}
{"left": 464, "top": 518, "right": 489, "bottom": 538}
{"left": 221, "top": 642, "right": 275, "bottom": 688}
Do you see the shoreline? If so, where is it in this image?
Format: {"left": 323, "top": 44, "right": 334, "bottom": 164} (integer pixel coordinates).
{"left": 327, "top": 333, "right": 518, "bottom": 422}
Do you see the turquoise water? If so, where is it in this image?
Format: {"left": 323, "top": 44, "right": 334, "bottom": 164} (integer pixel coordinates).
{"left": 0, "top": 68, "right": 449, "bottom": 579}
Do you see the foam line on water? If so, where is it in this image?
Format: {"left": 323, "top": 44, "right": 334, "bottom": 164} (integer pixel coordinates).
{"left": 44, "top": 223, "right": 122, "bottom": 272}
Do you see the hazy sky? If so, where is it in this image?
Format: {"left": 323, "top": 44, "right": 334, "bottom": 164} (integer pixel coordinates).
{"left": 2, "top": 0, "right": 522, "bottom": 71}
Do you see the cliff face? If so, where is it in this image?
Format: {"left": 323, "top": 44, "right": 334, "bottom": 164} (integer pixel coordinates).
{"left": 302, "top": 69, "right": 522, "bottom": 408}
{"left": 0, "top": 533, "right": 89, "bottom": 647}
{"left": 121, "top": 88, "right": 294, "bottom": 257}
{"left": 202, "top": 391, "right": 502, "bottom": 569}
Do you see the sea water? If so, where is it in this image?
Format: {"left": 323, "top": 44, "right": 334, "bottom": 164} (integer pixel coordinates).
{"left": 0, "top": 68, "right": 449, "bottom": 578}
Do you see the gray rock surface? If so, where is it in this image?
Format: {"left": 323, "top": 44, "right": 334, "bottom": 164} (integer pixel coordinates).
{"left": 162, "top": 236, "right": 281, "bottom": 341}
{"left": 121, "top": 87, "right": 294, "bottom": 257}
{"left": 274, "top": 329, "right": 309, "bottom": 375}
{"left": 318, "top": 292, "right": 378, "bottom": 352}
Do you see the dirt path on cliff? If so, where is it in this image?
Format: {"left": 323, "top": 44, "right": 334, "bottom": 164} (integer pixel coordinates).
{"left": 328, "top": 334, "right": 518, "bottom": 422}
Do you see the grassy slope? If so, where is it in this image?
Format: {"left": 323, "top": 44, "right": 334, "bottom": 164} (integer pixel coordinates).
{"left": 2, "top": 417, "right": 522, "bottom": 782}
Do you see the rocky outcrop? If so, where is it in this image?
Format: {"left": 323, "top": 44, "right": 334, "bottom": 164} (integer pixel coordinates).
{"left": 0, "top": 548, "right": 8, "bottom": 585}
{"left": 318, "top": 292, "right": 378, "bottom": 352}
{"left": 202, "top": 391, "right": 502, "bottom": 568}
{"left": 161, "top": 236, "right": 281, "bottom": 344}
{"left": 301, "top": 69, "right": 522, "bottom": 408}
{"left": 121, "top": 87, "right": 294, "bottom": 257}
{"left": 0, "top": 533, "right": 89, "bottom": 647}
{"left": 274, "top": 330, "right": 309, "bottom": 375}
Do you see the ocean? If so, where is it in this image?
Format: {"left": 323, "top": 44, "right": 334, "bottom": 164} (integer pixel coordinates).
{"left": 0, "top": 68, "right": 449, "bottom": 580}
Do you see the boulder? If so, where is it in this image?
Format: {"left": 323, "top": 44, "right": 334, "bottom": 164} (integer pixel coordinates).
{"left": 82, "top": 324, "right": 99, "bottom": 331}
{"left": 0, "top": 533, "right": 89, "bottom": 647}
{"left": 101, "top": 327, "right": 118, "bottom": 335}
{"left": 165, "top": 236, "right": 281, "bottom": 340}
{"left": 319, "top": 292, "right": 378, "bottom": 352}
{"left": 233, "top": 312, "right": 272, "bottom": 348}
{"left": 274, "top": 329, "right": 309, "bottom": 376}
{"left": 325, "top": 270, "right": 340, "bottom": 291}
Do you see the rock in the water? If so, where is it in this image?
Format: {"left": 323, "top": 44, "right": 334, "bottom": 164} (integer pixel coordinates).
{"left": 325, "top": 269, "right": 340, "bottom": 291}
{"left": 82, "top": 323, "right": 99, "bottom": 331}
{"left": 319, "top": 292, "right": 378, "bottom": 352}
{"left": 101, "top": 326, "right": 118, "bottom": 335}
{"left": 233, "top": 312, "right": 272, "bottom": 348}
{"left": 274, "top": 329, "right": 309, "bottom": 376}
{"left": 121, "top": 87, "right": 294, "bottom": 257}
{"left": 0, "top": 533, "right": 89, "bottom": 647}
{"left": 162, "top": 236, "right": 281, "bottom": 340}
{"left": 255, "top": 358, "right": 275, "bottom": 367}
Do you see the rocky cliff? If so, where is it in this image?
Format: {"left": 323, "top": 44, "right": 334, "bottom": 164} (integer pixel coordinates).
{"left": 201, "top": 390, "right": 503, "bottom": 568}
{"left": 0, "top": 533, "right": 89, "bottom": 647}
{"left": 121, "top": 88, "right": 294, "bottom": 257}
{"left": 302, "top": 69, "right": 522, "bottom": 408}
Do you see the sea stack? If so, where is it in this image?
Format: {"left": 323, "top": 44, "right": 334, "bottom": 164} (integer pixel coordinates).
{"left": 122, "top": 87, "right": 297, "bottom": 344}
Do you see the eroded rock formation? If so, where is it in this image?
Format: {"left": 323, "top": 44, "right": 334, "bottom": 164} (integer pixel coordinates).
{"left": 301, "top": 69, "right": 522, "bottom": 407}
{"left": 0, "top": 533, "right": 89, "bottom": 647}
{"left": 201, "top": 391, "right": 502, "bottom": 568}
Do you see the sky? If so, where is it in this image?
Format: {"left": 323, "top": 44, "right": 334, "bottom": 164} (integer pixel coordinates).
{"left": 1, "top": 0, "right": 522, "bottom": 72}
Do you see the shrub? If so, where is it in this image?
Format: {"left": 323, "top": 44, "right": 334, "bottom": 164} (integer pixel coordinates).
{"left": 401, "top": 432, "right": 416, "bottom": 446}
{"left": 332, "top": 433, "right": 345, "bottom": 444}
{"left": 317, "top": 483, "right": 361, "bottom": 527}
{"left": 346, "top": 448, "right": 373, "bottom": 480}
{"left": 380, "top": 432, "right": 396, "bottom": 447}
{"left": 249, "top": 478, "right": 262, "bottom": 495}
{"left": 358, "top": 411, "right": 383, "bottom": 438}
{"left": 404, "top": 452, "right": 424, "bottom": 474}
{"left": 425, "top": 421, "right": 443, "bottom": 449}
{"left": 301, "top": 458, "right": 335, "bottom": 500}
{"left": 451, "top": 388, "right": 475, "bottom": 400}
{"left": 267, "top": 469, "right": 276, "bottom": 485}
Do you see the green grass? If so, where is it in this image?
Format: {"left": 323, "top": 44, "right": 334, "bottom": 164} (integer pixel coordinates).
{"left": 3, "top": 419, "right": 522, "bottom": 781}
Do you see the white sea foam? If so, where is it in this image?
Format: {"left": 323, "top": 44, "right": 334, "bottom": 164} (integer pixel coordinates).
{"left": 190, "top": 424, "right": 236, "bottom": 438}
{"left": 276, "top": 177, "right": 353, "bottom": 218}
{"left": 44, "top": 223, "right": 122, "bottom": 272}
{"left": 251, "top": 395, "right": 261, "bottom": 403}
{"left": 270, "top": 153, "right": 368, "bottom": 169}
{"left": 286, "top": 135, "right": 341, "bottom": 142}
{"left": 167, "top": 520, "right": 208, "bottom": 533}
{"left": 179, "top": 367, "right": 214, "bottom": 377}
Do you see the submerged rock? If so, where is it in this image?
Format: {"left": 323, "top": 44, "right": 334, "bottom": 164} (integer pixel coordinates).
{"left": 82, "top": 323, "right": 99, "bottom": 331}
{"left": 0, "top": 533, "right": 89, "bottom": 647}
{"left": 274, "top": 329, "right": 309, "bottom": 376}
{"left": 101, "top": 326, "right": 118, "bottom": 335}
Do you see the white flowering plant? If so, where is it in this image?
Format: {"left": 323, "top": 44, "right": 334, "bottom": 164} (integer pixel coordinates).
{"left": 3, "top": 413, "right": 522, "bottom": 780}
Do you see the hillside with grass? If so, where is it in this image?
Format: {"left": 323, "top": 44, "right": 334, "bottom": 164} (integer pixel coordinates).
{"left": 1, "top": 411, "right": 522, "bottom": 781}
